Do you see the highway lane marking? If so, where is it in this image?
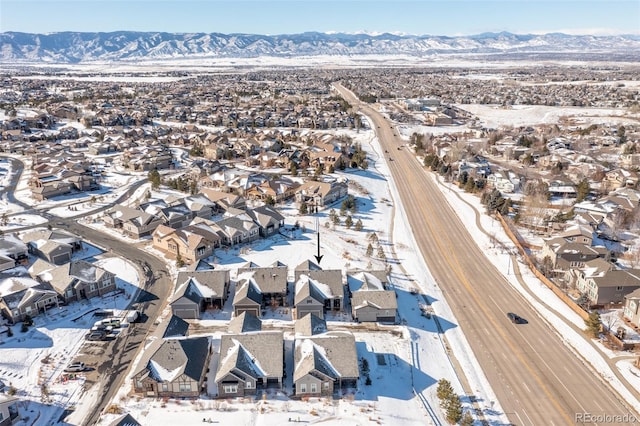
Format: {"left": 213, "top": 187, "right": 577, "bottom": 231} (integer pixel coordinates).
{"left": 522, "top": 407, "right": 534, "bottom": 426}
{"left": 395, "top": 155, "right": 575, "bottom": 425}
{"left": 343, "top": 88, "right": 579, "bottom": 425}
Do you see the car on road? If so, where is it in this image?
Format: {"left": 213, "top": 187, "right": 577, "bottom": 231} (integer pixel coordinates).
{"left": 507, "top": 312, "right": 526, "bottom": 324}
{"left": 64, "top": 362, "right": 85, "bottom": 372}
{"left": 86, "top": 330, "right": 107, "bottom": 341}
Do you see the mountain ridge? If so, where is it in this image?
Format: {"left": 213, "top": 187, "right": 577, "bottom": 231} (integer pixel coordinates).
{"left": 1, "top": 31, "right": 639, "bottom": 63}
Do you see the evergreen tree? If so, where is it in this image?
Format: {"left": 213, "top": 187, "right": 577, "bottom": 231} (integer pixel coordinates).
{"left": 366, "top": 243, "right": 373, "bottom": 257}
{"left": 446, "top": 396, "right": 463, "bottom": 424}
{"left": 265, "top": 195, "right": 276, "bottom": 206}
{"left": 176, "top": 252, "right": 185, "bottom": 268}
{"left": 345, "top": 215, "right": 353, "bottom": 229}
{"left": 299, "top": 203, "right": 308, "bottom": 215}
{"left": 464, "top": 176, "right": 476, "bottom": 192}
{"left": 575, "top": 178, "right": 590, "bottom": 202}
{"left": 355, "top": 219, "right": 363, "bottom": 231}
{"left": 290, "top": 162, "right": 298, "bottom": 176}
{"left": 377, "top": 245, "right": 386, "bottom": 260}
{"left": 460, "top": 411, "right": 474, "bottom": 426}
{"left": 148, "top": 168, "right": 161, "bottom": 189}
{"left": 436, "top": 379, "right": 454, "bottom": 402}
{"left": 585, "top": 310, "right": 602, "bottom": 338}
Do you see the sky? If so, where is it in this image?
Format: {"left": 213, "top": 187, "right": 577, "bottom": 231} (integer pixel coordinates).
{"left": 1, "top": 0, "right": 638, "bottom": 36}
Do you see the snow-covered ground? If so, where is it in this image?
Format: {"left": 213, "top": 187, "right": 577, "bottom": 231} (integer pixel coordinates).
{"left": 4, "top": 113, "right": 637, "bottom": 425}
{"left": 432, "top": 172, "right": 640, "bottom": 415}
{"left": 95, "top": 127, "right": 500, "bottom": 425}
{"left": 0, "top": 251, "right": 142, "bottom": 426}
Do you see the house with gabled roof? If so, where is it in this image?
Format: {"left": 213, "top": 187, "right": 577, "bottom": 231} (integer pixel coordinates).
{"left": 21, "top": 229, "right": 83, "bottom": 265}
{"left": 215, "top": 331, "right": 284, "bottom": 398}
{"left": 245, "top": 205, "right": 285, "bottom": 237}
{"left": 170, "top": 270, "right": 230, "bottom": 319}
{"left": 294, "top": 275, "right": 326, "bottom": 320}
{"left": 228, "top": 311, "right": 262, "bottom": 334}
{"left": 152, "top": 223, "right": 220, "bottom": 265}
{"left": 295, "top": 180, "right": 348, "bottom": 208}
{"left": 107, "top": 413, "right": 141, "bottom": 426}
{"left": 0, "top": 234, "right": 29, "bottom": 269}
{"left": 232, "top": 277, "right": 263, "bottom": 318}
{"left": 623, "top": 287, "right": 640, "bottom": 328}
{"left": 348, "top": 271, "right": 397, "bottom": 323}
{"left": 577, "top": 268, "right": 640, "bottom": 307}
{"left": 132, "top": 336, "right": 211, "bottom": 398}
{"left": 103, "top": 205, "right": 163, "bottom": 239}
{"left": 294, "top": 261, "right": 345, "bottom": 312}
{"left": 30, "top": 259, "right": 117, "bottom": 303}
{"left": 294, "top": 312, "right": 327, "bottom": 336}
{"left": 0, "top": 277, "right": 59, "bottom": 324}
{"left": 293, "top": 331, "right": 359, "bottom": 397}
{"left": 236, "top": 263, "right": 288, "bottom": 307}
{"left": 215, "top": 213, "right": 260, "bottom": 246}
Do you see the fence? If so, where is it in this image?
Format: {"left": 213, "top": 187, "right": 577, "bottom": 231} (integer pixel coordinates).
{"left": 496, "top": 214, "right": 589, "bottom": 321}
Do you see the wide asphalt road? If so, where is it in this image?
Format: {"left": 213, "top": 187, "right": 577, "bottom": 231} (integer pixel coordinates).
{"left": 334, "top": 83, "right": 638, "bottom": 425}
{"left": 57, "top": 220, "right": 172, "bottom": 426}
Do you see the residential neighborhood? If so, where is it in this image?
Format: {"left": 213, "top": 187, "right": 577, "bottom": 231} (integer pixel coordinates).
{"left": 0, "top": 58, "right": 639, "bottom": 426}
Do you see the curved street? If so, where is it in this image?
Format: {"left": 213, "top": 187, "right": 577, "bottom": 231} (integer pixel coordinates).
{"left": 334, "top": 83, "right": 638, "bottom": 425}
{"left": 1, "top": 155, "right": 172, "bottom": 425}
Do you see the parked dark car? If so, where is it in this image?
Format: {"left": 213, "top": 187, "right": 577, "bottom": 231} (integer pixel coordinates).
{"left": 507, "top": 312, "right": 526, "bottom": 324}
{"left": 86, "top": 330, "right": 107, "bottom": 341}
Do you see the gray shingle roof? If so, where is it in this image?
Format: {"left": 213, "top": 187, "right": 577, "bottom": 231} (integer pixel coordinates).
{"left": 135, "top": 337, "right": 210, "bottom": 383}
{"left": 228, "top": 311, "right": 262, "bottom": 333}
{"left": 294, "top": 313, "right": 327, "bottom": 336}
{"left": 294, "top": 331, "right": 358, "bottom": 382}
{"left": 216, "top": 331, "right": 283, "bottom": 382}
{"left": 351, "top": 290, "right": 397, "bottom": 311}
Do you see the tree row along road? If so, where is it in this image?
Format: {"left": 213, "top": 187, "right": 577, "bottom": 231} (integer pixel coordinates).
{"left": 333, "top": 83, "right": 637, "bottom": 425}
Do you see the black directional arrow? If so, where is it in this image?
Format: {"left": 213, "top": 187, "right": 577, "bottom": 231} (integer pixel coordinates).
{"left": 314, "top": 230, "right": 324, "bottom": 265}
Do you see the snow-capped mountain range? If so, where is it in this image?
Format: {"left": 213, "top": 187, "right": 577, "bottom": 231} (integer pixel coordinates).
{"left": 1, "top": 31, "right": 639, "bottom": 63}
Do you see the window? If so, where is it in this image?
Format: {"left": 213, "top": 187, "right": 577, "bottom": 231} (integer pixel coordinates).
{"left": 136, "top": 380, "right": 143, "bottom": 389}
{"left": 223, "top": 384, "right": 238, "bottom": 394}
{"left": 66, "top": 289, "right": 74, "bottom": 297}
{"left": 300, "top": 383, "right": 307, "bottom": 393}
{"left": 245, "top": 381, "right": 252, "bottom": 389}
{"left": 179, "top": 383, "right": 191, "bottom": 392}
{"left": 197, "top": 246, "right": 206, "bottom": 256}
{"left": 25, "top": 306, "right": 32, "bottom": 314}
{"left": 323, "top": 382, "right": 330, "bottom": 389}
{"left": 162, "top": 383, "right": 169, "bottom": 392}
{"left": 102, "top": 279, "right": 111, "bottom": 288}
{"left": 306, "top": 299, "right": 312, "bottom": 304}
{"left": 617, "top": 286, "right": 624, "bottom": 291}
{"left": 310, "top": 383, "right": 317, "bottom": 393}
{"left": 90, "top": 283, "right": 96, "bottom": 291}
